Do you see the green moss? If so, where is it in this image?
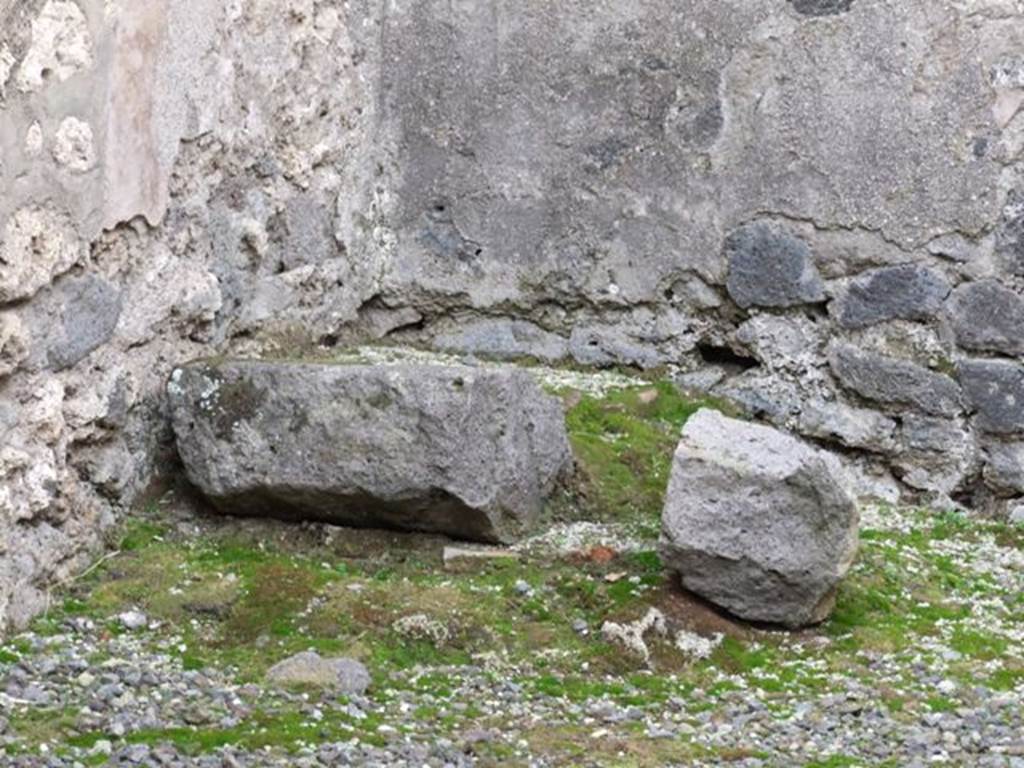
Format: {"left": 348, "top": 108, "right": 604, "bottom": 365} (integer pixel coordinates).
{"left": 924, "top": 696, "right": 957, "bottom": 713}
{"left": 7, "top": 707, "right": 80, "bottom": 749}
{"left": 803, "top": 757, "right": 865, "bottom": 768}
{"left": 118, "top": 519, "right": 169, "bottom": 551}
{"left": 987, "top": 665, "right": 1024, "bottom": 692}
{"left": 222, "top": 562, "right": 317, "bottom": 644}
{"left": 10, "top": 384, "right": 1024, "bottom": 766}
{"left": 564, "top": 381, "right": 722, "bottom": 526}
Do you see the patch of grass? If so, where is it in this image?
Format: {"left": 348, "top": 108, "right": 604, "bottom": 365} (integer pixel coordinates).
{"left": 987, "top": 664, "right": 1024, "bottom": 692}
{"left": 803, "top": 757, "right": 865, "bottom": 768}
{"left": 7, "top": 707, "right": 80, "bottom": 750}
{"left": 118, "top": 519, "right": 169, "bottom": 551}
{"left": 521, "top": 723, "right": 700, "bottom": 766}
{"left": 221, "top": 562, "right": 317, "bottom": 644}
{"left": 565, "top": 381, "right": 721, "bottom": 526}
{"left": 925, "top": 696, "right": 957, "bottom": 713}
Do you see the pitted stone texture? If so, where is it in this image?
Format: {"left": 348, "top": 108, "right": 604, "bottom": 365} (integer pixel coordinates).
{"left": 797, "top": 400, "right": 898, "bottom": 453}
{"left": 567, "top": 310, "right": 697, "bottom": 370}
{"left": 15, "top": 0, "right": 94, "bottom": 93}
{"left": 734, "top": 314, "right": 827, "bottom": 381}
{"left": 0, "top": 313, "right": 29, "bottom": 379}
{"left": 959, "top": 360, "right": 1024, "bottom": 435}
{"left": 659, "top": 409, "right": 859, "bottom": 628}
{"left": 53, "top": 117, "right": 96, "bottom": 173}
{"left": 832, "top": 264, "right": 950, "bottom": 330}
{"left": 948, "top": 281, "right": 1024, "bottom": 357}
{"left": 266, "top": 194, "right": 338, "bottom": 274}
{"left": 725, "top": 222, "right": 825, "bottom": 309}
{"left": 895, "top": 415, "right": 977, "bottom": 495}
{"left": 0, "top": 207, "right": 82, "bottom": 303}
{"left": 24, "top": 122, "right": 44, "bottom": 157}
{"left": 713, "top": 370, "right": 804, "bottom": 423}
{"left": 828, "top": 343, "right": 962, "bottom": 417}
{"left": 0, "top": 44, "right": 14, "bottom": 100}
{"left": 998, "top": 191, "right": 1024, "bottom": 277}
{"left": 167, "top": 361, "right": 571, "bottom": 543}
{"left": 984, "top": 442, "right": 1024, "bottom": 496}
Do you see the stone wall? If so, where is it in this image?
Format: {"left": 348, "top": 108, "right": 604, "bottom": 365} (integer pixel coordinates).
{"left": 2, "top": 0, "right": 1023, "bottom": 631}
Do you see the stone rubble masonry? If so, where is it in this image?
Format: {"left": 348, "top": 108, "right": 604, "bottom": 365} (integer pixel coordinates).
{"left": 1, "top": 0, "right": 1023, "bottom": 631}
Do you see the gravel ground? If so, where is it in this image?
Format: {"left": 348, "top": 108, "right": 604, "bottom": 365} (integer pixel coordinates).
{"left": 1, "top": 504, "right": 1022, "bottom": 767}
{"left": 1, "top": 370, "right": 1021, "bottom": 767}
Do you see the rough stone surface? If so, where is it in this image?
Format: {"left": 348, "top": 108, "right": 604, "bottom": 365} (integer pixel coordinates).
{"left": 725, "top": 222, "right": 825, "bottom": 309}
{"left": 1, "top": 0, "right": 1023, "bottom": 631}
{"left": 1010, "top": 501, "right": 1024, "bottom": 525}
{"left": 832, "top": 264, "right": 950, "bottom": 330}
{"left": 0, "top": 311, "right": 28, "bottom": 378}
{"left": 0, "top": 207, "right": 81, "bottom": 302}
{"left": 266, "top": 652, "right": 370, "bottom": 694}
{"left": 28, "top": 274, "right": 123, "bottom": 371}
{"left": 796, "top": 400, "right": 898, "bottom": 454}
{"left": 52, "top": 115, "right": 95, "bottom": 172}
{"left": 828, "top": 343, "right": 962, "bottom": 417}
{"left": 948, "top": 281, "right": 1024, "bottom": 357}
{"left": 790, "top": 0, "right": 853, "bottom": 16}
{"left": 15, "top": 0, "right": 93, "bottom": 93}
{"left": 659, "top": 409, "right": 859, "bottom": 628}
{"left": 434, "top": 319, "right": 570, "bottom": 363}
{"left": 895, "top": 415, "right": 978, "bottom": 495}
{"left": 984, "top": 441, "right": 1024, "bottom": 497}
{"left": 167, "top": 361, "right": 571, "bottom": 543}
{"left": 959, "top": 360, "right": 1024, "bottom": 436}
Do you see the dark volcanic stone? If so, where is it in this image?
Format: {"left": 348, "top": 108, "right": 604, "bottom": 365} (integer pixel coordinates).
{"left": 833, "top": 264, "right": 950, "bottom": 329}
{"left": 958, "top": 360, "right": 1024, "bottom": 435}
{"left": 725, "top": 222, "right": 826, "bottom": 309}
{"left": 790, "top": 0, "right": 854, "bottom": 16}
{"left": 948, "top": 280, "right": 1024, "bottom": 357}
{"left": 828, "top": 343, "right": 963, "bottom": 417}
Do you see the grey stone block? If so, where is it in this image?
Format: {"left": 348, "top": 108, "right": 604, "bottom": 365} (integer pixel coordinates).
{"left": 984, "top": 441, "right": 1024, "bottom": 496}
{"left": 959, "top": 360, "right": 1024, "bottom": 435}
{"left": 828, "top": 343, "right": 962, "bottom": 417}
{"left": 725, "top": 222, "right": 826, "bottom": 309}
{"left": 34, "top": 274, "right": 123, "bottom": 371}
{"left": 167, "top": 361, "right": 572, "bottom": 543}
{"left": 659, "top": 409, "right": 859, "bottom": 628}
{"left": 948, "top": 280, "right": 1024, "bottom": 357}
{"left": 833, "top": 264, "right": 950, "bottom": 330}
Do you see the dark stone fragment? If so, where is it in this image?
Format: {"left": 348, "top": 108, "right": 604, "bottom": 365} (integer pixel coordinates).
{"left": 725, "top": 222, "right": 825, "bottom": 309}
{"left": 833, "top": 264, "right": 950, "bottom": 329}
{"left": 948, "top": 280, "right": 1024, "bottom": 357}
{"left": 37, "top": 275, "right": 123, "bottom": 371}
{"left": 829, "top": 343, "right": 962, "bottom": 417}
{"left": 959, "top": 360, "right": 1024, "bottom": 435}
{"left": 790, "top": 0, "right": 854, "bottom": 17}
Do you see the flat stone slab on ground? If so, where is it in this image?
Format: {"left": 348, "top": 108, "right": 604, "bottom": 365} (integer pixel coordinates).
{"left": 266, "top": 651, "right": 370, "bottom": 693}
{"left": 442, "top": 545, "right": 519, "bottom": 567}
{"left": 167, "top": 360, "right": 571, "bottom": 543}
{"left": 659, "top": 409, "right": 859, "bottom": 628}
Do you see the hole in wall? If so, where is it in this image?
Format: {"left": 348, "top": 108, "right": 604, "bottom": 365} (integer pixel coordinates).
{"left": 696, "top": 343, "right": 759, "bottom": 374}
